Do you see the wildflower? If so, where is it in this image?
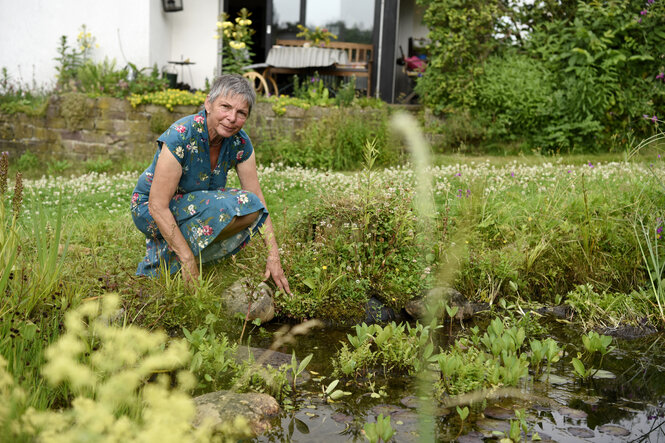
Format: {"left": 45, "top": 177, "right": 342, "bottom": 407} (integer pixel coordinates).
{"left": 322, "top": 265, "right": 327, "bottom": 270}
{"left": 588, "top": 161, "right": 594, "bottom": 168}
{"left": 653, "top": 115, "right": 658, "bottom": 123}
{"left": 657, "top": 72, "right": 665, "bottom": 80}
{"left": 641, "top": 9, "right": 648, "bottom": 15}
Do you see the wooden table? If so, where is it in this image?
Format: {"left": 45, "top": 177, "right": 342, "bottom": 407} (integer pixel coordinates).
{"left": 263, "top": 46, "right": 350, "bottom": 86}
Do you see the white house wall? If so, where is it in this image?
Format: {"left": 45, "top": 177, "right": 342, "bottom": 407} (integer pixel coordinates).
{"left": 165, "top": 0, "right": 219, "bottom": 89}
{"left": 0, "top": 0, "right": 219, "bottom": 92}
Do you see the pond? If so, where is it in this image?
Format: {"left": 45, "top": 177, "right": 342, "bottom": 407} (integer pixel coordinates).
{"left": 251, "top": 317, "right": 665, "bottom": 442}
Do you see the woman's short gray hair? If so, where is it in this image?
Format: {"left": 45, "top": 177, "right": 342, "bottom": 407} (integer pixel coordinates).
{"left": 207, "top": 74, "right": 256, "bottom": 115}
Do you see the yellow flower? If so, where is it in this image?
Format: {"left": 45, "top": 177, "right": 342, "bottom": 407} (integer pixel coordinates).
{"left": 216, "top": 21, "right": 223, "bottom": 28}
{"left": 322, "top": 265, "right": 327, "bottom": 270}
{"left": 223, "top": 21, "right": 233, "bottom": 28}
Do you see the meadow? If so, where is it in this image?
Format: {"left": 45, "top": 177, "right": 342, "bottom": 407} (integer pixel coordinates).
{"left": 2, "top": 138, "right": 665, "bottom": 441}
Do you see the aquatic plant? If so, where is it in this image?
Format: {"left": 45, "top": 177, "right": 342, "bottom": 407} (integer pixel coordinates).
{"left": 363, "top": 413, "right": 394, "bottom": 443}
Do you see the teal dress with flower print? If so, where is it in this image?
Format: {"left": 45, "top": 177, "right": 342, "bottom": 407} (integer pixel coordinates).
{"left": 131, "top": 109, "right": 268, "bottom": 276}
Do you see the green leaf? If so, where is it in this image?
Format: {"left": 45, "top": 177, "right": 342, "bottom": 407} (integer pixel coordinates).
{"left": 325, "top": 379, "right": 340, "bottom": 394}
{"left": 298, "top": 353, "right": 313, "bottom": 374}
{"left": 571, "top": 357, "right": 587, "bottom": 377}
{"left": 456, "top": 405, "right": 469, "bottom": 421}
{"left": 303, "top": 277, "right": 316, "bottom": 290}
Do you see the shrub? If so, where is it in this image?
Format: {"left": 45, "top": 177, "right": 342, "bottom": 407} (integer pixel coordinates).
{"left": 475, "top": 53, "right": 554, "bottom": 142}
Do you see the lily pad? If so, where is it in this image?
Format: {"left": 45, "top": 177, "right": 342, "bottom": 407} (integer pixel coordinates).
{"left": 592, "top": 369, "right": 616, "bottom": 379}
{"left": 541, "top": 373, "right": 572, "bottom": 385}
{"left": 568, "top": 427, "right": 595, "bottom": 438}
{"left": 557, "top": 407, "right": 588, "bottom": 419}
{"left": 598, "top": 424, "right": 630, "bottom": 437}
{"left": 476, "top": 418, "right": 512, "bottom": 435}
{"left": 484, "top": 406, "right": 515, "bottom": 420}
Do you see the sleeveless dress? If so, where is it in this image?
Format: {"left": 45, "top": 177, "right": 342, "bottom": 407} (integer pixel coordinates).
{"left": 130, "top": 109, "right": 268, "bottom": 276}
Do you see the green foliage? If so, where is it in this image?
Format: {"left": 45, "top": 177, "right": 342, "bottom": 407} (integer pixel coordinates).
{"left": 84, "top": 157, "right": 114, "bottom": 174}
{"left": 53, "top": 25, "right": 96, "bottom": 90}
{"left": 257, "top": 106, "right": 396, "bottom": 170}
{"left": 129, "top": 89, "right": 207, "bottom": 111}
{"left": 475, "top": 53, "right": 554, "bottom": 142}
{"left": 183, "top": 320, "right": 238, "bottom": 392}
{"left": 417, "top": 0, "right": 665, "bottom": 152}
{"left": 415, "top": 0, "right": 504, "bottom": 112}
{"left": 52, "top": 25, "right": 166, "bottom": 98}
{"left": 564, "top": 283, "right": 653, "bottom": 330}
{"left": 276, "top": 142, "right": 432, "bottom": 321}
{"left": 332, "top": 321, "right": 438, "bottom": 377}
{"left": 15, "top": 151, "right": 39, "bottom": 173}
{"left": 0, "top": 68, "right": 48, "bottom": 116}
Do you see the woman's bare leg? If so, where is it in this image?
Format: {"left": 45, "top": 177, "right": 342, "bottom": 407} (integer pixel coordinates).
{"left": 214, "top": 210, "right": 261, "bottom": 242}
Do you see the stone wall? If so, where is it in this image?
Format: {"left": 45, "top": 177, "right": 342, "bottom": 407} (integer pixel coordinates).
{"left": 0, "top": 94, "right": 392, "bottom": 163}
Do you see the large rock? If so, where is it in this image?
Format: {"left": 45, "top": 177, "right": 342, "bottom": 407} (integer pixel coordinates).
{"left": 405, "top": 287, "right": 473, "bottom": 321}
{"left": 193, "top": 390, "right": 280, "bottom": 436}
{"left": 222, "top": 279, "right": 275, "bottom": 323}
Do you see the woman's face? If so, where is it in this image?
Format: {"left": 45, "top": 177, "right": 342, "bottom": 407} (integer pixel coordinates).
{"left": 205, "top": 93, "right": 249, "bottom": 141}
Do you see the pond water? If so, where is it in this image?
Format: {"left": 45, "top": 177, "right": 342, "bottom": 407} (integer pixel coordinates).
{"left": 252, "top": 317, "right": 665, "bottom": 442}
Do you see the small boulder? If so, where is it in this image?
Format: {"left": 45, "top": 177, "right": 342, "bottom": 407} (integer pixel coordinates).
{"left": 222, "top": 279, "right": 275, "bottom": 323}
{"left": 365, "top": 296, "right": 401, "bottom": 324}
{"left": 193, "top": 390, "right": 280, "bottom": 436}
{"left": 405, "top": 287, "right": 473, "bottom": 321}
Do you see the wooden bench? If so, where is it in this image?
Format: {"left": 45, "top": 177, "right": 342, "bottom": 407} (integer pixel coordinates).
{"left": 272, "top": 39, "right": 374, "bottom": 97}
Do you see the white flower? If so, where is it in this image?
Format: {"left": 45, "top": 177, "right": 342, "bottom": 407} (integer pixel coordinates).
{"left": 187, "top": 205, "right": 196, "bottom": 215}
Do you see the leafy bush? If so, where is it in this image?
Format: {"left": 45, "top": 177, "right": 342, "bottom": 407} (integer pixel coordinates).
{"left": 417, "top": 0, "right": 665, "bottom": 152}
{"left": 256, "top": 106, "right": 399, "bottom": 170}
{"left": 475, "top": 53, "right": 554, "bottom": 142}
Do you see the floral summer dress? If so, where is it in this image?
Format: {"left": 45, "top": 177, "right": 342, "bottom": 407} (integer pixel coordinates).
{"left": 131, "top": 109, "right": 268, "bottom": 276}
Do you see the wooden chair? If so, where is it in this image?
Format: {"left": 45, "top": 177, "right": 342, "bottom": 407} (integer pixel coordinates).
{"left": 242, "top": 71, "right": 278, "bottom": 96}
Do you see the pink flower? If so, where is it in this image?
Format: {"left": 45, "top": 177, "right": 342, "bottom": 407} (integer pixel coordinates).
{"left": 175, "top": 125, "right": 186, "bottom": 133}
{"left": 657, "top": 72, "right": 665, "bottom": 80}
{"left": 201, "top": 225, "right": 213, "bottom": 235}
{"left": 131, "top": 193, "right": 139, "bottom": 205}
{"left": 236, "top": 150, "right": 244, "bottom": 160}
{"left": 194, "top": 115, "right": 204, "bottom": 123}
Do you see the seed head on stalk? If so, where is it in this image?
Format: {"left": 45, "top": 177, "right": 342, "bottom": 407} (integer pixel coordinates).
{"left": 12, "top": 172, "right": 23, "bottom": 219}
{"left": 0, "top": 151, "right": 8, "bottom": 195}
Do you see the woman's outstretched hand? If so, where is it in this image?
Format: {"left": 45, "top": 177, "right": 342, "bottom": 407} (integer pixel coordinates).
{"left": 182, "top": 257, "right": 200, "bottom": 289}
{"left": 265, "top": 256, "right": 291, "bottom": 295}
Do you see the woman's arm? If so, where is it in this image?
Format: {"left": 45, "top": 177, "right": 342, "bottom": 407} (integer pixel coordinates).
{"left": 148, "top": 147, "right": 199, "bottom": 284}
{"left": 236, "top": 151, "right": 291, "bottom": 294}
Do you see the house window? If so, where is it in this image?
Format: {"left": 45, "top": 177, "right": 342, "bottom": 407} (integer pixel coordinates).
{"left": 272, "top": 0, "right": 374, "bottom": 43}
{"left": 305, "top": 0, "right": 374, "bottom": 43}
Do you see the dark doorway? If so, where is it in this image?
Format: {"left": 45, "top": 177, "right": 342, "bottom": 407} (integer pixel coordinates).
{"left": 225, "top": 0, "right": 268, "bottom": 63}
